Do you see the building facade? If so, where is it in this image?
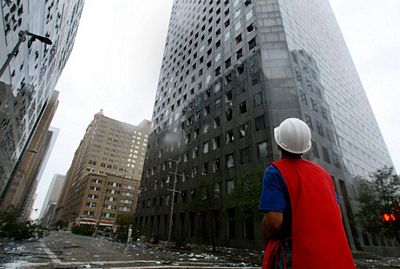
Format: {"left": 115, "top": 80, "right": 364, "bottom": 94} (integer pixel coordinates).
{"left": 136, "top": 0, "right": 394, "bottom": 251}
{"left": 0, "top": 0, "right": 85, "bottom": 197}
{"left": 39, "top": 173, "right": 65, "bottom": 227}
{"left": 0, "top": 91, "right": 59, "bottom": 220}
{"left": 55, "top": 111, "right": 150, "bottom": 230}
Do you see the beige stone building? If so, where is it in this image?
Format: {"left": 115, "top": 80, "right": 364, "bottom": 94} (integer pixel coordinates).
{"left": 55, "top": 111, "right": 150, "bottom": 229}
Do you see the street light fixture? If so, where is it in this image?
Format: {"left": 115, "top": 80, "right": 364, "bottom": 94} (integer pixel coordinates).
{"left": 0, "top": 30, "right": 53, "bottom": 79}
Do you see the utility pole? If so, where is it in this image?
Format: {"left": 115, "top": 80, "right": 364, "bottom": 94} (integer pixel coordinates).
{"left": 167, "top": 159, "right": 182, "bottom": 242}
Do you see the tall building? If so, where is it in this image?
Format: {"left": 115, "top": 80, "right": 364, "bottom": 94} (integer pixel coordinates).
{"left": 55, "top": 111, "right": 150, "bottom": 230}
{"left": 0, "top": 91, "right": 59, "bottom": 220}
{"left": 39, "top": 174, "right": 65, "bottom": 227}
{"left": 136, "top": 0, "right": 394, "bottom": 251}
{"left": 0, "top": 0, "right": 85, "bottom": 198}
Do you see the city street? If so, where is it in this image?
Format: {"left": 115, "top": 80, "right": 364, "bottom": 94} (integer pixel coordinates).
{"left": 0, "top": 231, "right": 260, "bottom": 268}
{"left": 1, "top": 231, "right": 400, "bottom": 268}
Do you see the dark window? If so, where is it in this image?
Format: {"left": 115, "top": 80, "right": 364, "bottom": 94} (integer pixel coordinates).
{"left": 212, "top": 136, "right": 221, "bottom": 150}
{"left": 322, "top": 146, "right": 331, "bottom": 163}
{"left": 248, "top": 37, "right": 256, "bottom": 50}
{"left": 226, "top": 107, "right": 233, "bottom": 121}
{"left": 255, "top": 115, "right": 265, "bottom": 131}
{"left": 240, "top": 147, "right": 250, "bottom": 164}
{"left": 214, "top": 116, "right": 221, "bottom": 128}
{"left": 312, "top": 141, "right": 320, "bottom": 158}
{"left": 316, "top": 121, "right": 324, "bottom": 137}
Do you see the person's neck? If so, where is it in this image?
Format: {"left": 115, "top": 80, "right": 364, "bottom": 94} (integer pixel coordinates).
{"left": 280, "top": 154, "right": 302, "bottom": 160}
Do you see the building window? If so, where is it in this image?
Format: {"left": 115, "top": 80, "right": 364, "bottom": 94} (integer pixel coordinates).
{"left": 214, "top": 116, "right": 221, "bottom": 128}
{"left": 254, "top": 92, "right": 263, "bottom": 107}
{"left": 225, "top": 130, "right": 234, "bottom": 144}
{"left": 226, "top": 179, "right": 234, "bottom": 194}
{"left": 202, "top": 162, "right": 209, "bottom": 175}
{"left": 203, "top": 142, "right": 209, "bottom": 154}
{"left": 226, "top": 107, "right": 233, "bottom": 121}
{"left": 240, "top": 147, "right": 250, "bottom": 164}
{"left": 255, "top": 115, "right": 265, "bottom": 131}
{"left": 239, "top": 100, "right": 247, "bottom": 114}
{"left": 213, "top": 158, "right": 220, "bottom": 172}
{"left": 212, "top": 136, "right": 221, "bottom": 150}
{"left": 239, "top": 122, "right": 249, "bottom": 138}
{"left": 226, "top": 153, "right": 234, "bottom": 168}
{"left": 316, "top": 121, "right": 324, "bottom": 137}
{"left": 322, "top": 146, "right": 331, "bottom": 164}
{"left": 257, "top": 141, "right": 268, "bottom": 159}
{"left": 312, "top": 141, "right": 320, "bottom": 158}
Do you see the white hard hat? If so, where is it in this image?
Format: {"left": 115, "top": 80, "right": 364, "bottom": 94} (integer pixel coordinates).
{"left": 274, "top": 118, "right": 312, "bottom": 154}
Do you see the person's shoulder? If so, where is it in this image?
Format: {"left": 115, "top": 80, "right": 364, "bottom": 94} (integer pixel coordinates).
{"left": 301, "top": 159, "right": 331, "bottom": 176}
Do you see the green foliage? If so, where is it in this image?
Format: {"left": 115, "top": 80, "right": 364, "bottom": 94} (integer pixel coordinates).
{"left": 0, "top": 207, "right": 45, "bottom": 240}
{"left": 355, "top": 166, "right": 400, "bottom": 243}
{"left": 114, "top": 213, "right": 134, "bottom": 241}
{"left": 227, "top": 167, "right": 264, "bottom": 221}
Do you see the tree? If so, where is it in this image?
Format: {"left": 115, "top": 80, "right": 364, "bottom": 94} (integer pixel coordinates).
{"left": 227, "top": 167, "right": 264, "bottom": 221}
{"left": 114, "top": 213, "right": 134, "bottom": 241}
{"left": 185, "top": 180, "right": 221, "bottom": 251}
{"left": 355, "top": 166, "right": 400, "bottom": 244}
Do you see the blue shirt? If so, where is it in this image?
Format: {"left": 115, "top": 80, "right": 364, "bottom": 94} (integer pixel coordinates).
{"left": 259, "top": 164, "right": 288, "bottom": 213}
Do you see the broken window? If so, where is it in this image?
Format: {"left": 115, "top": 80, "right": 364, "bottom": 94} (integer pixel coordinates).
{"left": 202, "top": 162, "right": 208, "bottom": 175}
{"left": 239, "top": 122, "right": 249, "bottom": 138}
{"left": 192, "top": 146, "right": 199, "bottom": 159}
{"left": 239, "top": 100, "right": 247, "bottom": 114}
{"left": 214, "top": 116, "right": 221, "bottom": 128}
{"left": 212, "top": 136, "right": 221, "bottom": 150}
{"left": 194, "top": 128, "right": 200, "bottom": 139}
{"left": 225, "top": 91, "right": 232, "bottom": 103}
{"left": 236, "top": 64, "right": 244, "bottom": 75}
{"left": 226, "top": 153, "right": 235, "bottom": 168}
{"left": 213, "top": 159, "right": 220, "bottom": 172}
{"left": 226, "top": 107, "right": 233, "bottom": 121}
{"left": 225, "top": 130, "right": 234, "bottom": 144}
{"left": 204, "top": 105, "right": 210, "bottom": 116}
{"left": 235, "top": 34, "right": 242, "bottom": 44}
{"left": 203, "top": 142, "right": 209, "bottom": 154}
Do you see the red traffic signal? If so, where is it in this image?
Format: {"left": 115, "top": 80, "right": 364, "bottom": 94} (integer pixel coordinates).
{"left": 382, "top": 213, "right": 399, "bottom": 222}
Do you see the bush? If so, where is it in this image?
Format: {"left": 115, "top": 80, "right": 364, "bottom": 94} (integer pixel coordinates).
{"left": 71, "top": 224, "right": 93, "bottom": 236}
{"left": 0, "top": 207, "right": 45, "bottom": 240}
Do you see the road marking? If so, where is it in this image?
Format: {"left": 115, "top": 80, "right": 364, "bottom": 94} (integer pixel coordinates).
{"left": 40, "top": 242, "right": 62, "bottom": 264}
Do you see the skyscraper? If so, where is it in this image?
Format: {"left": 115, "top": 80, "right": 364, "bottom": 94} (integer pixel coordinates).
{"left": 0, "top": 0, "right": 85, "bottom": 198}
{"left": 39, "top": 174, "right": 65, "bottom": 227}
{"left": 136, "top": 0, "right": 394, "bottom": 250}
{"left": 55, "top": 111, "right": 150, "bottom": 230}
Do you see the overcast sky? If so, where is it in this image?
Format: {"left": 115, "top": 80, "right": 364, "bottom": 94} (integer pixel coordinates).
{"left": 31, "top": 0, "right": 400, "bottom": 219}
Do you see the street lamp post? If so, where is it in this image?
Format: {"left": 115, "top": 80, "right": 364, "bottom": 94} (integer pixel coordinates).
{"left": 0, "top": 30, "right": 52, "bottom": 79}
{"left": 167, "top": 158, "right": 183, "bottom": 242}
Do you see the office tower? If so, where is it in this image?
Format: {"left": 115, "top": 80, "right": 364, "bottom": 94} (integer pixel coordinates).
{"left": 0, "top": 91, "right": 59, "bottom": 220}
{"left": 55, "top": 111, "right": 150, "bottom": 230}
{"left": 136, "top": 0, "right": 394, "bottom": 250}
{"left": 0, "top": 0, "right": 85, "bottom": 198}
{"left": 39, "top": 174, "right": 65, "bottom": 227}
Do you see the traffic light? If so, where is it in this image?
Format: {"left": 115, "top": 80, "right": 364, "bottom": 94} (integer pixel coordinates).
{"left": 382, "top": 212, "right": 399, "bottom": 222}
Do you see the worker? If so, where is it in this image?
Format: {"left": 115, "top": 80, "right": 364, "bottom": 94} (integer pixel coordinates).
{"left": 259, "top": 118, "right": 355, "bottom": 269}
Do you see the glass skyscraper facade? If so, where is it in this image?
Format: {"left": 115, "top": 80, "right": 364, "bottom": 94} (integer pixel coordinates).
{"left": 136, "top": 0, "right": 394, "bottom": 249}
{"left": 0, "top": 0, "right": 84, "bottom": 197}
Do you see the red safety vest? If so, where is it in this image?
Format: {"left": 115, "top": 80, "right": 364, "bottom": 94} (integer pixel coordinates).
{"left": 262, "top": 159, "right": 355, "bottom": 269}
